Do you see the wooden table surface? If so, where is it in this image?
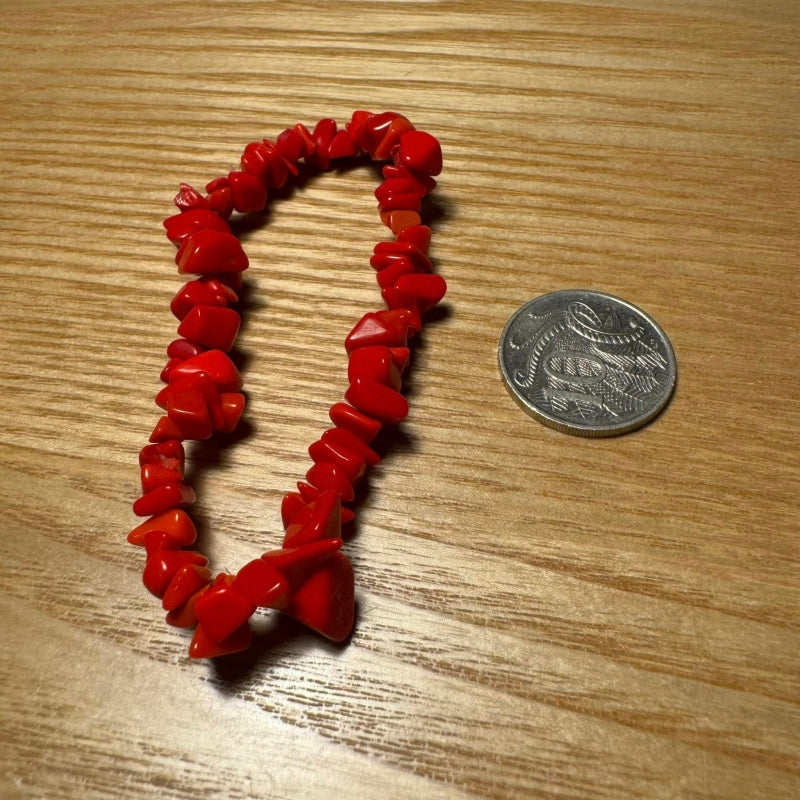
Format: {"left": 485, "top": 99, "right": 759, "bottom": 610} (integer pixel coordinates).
{"left": 1, "top": 2, "right": 797, "bottom": 798}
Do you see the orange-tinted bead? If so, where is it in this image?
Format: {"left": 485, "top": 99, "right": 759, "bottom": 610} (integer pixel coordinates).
{"left": 383, "top": 210, "right": 422, "bottom": 234}
{"left": 328, "top": 402, "right": 382, "bottom": 443}
{"left": 284, "top": 552, "right": 355, "bottom": 642}
{"left": 178, "top": 230, "right": 249, "bottom": 275}
{"left": 189, "top": 621, "right": 252, "bottom": 659}
{"left": 345, "top": 377, "right": 409, "bottom": 426}
{"left": 127, "top": 508, "right": 197, "bottom": 547}
{"left": 132, "top": 482, "right": 196, "bottom": 517}
{"left": 177, "top": 305, "right": 241, "bottom": 352}
{"left": 396, "top": 130, "right": 443, "bottom": 176}
{"left": 162, "top": 564, "right": 212, "bottom": 611}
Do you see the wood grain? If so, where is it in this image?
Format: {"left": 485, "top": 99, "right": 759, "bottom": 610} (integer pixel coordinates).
{"left": 0, "top": 1, "right": 798, "bottom": 798}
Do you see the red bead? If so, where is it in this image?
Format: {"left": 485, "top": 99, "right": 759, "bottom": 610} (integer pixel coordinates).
{"left": 321, "top": 427, "right": 380, "bottom": 466}
{"left": 362, "top": 112, "right": 407, "bottom": 157}
{"left": 227, "top": 170, "right": 267, "bottom": 213}
{"left": 218, "top": 392, "right": 246, "bottom": 433}
{"left": 149, "top": 415, "right": 186, "bottom": 443}
{"left": 393, "top": 273, "right": 447, "bottom": 313}
{"left": 376, "top": 258, "right": 415, "bottom": 289}
{"left": 378, "top": 192, "right": 422, "bottom": 214}
{"left": 128, "top": 508, "right": 197, "bottom": 547}
{"left": 162, "top": 564, "right": 212, "bottom": 611}
{"left": 306, "top": 461, "right": 355, "bottom": 502}
{"left": 194, "top": 574, "right": 256, "bottom": 642}
{"left": 207, "top": 187, "right": 234, "bottom": 219}
{"left": 165, "top": 583, "right": 210, "bottom": 628}
{"left": 381, "top": 210, "right": 422, "bottom": 234}
{"left": 168, "top": 350, "right": 243, "bottom": 392}
{"left": 189, "top": 621, "right": 252, "bottom": 659}
{"left": 307, "top": 118, "right": 337, "bottom": 171}
{"left": 285, "top": 552, "right": 355, "bottom": 642}
{"left": 283, "top": 490, "right": 341, "bottom": 548}
{"left": 173, "top": 183, "right": 208, "bottom": 212}
{"left": 347, "top": 345, "right": 402, "bottom": 390}
{"left": 345, "top": 109, "right": 374, "bottom": 152}
{"left": 177, "top": 229, "right": 249, "bottom": 275}
{"left": 159, "top": 358, "right": 182, "bottom": 384}
{"left": 275, "top": 128, "right": 306, "bottom": 162}
{"left": 396, "top": 224, "right": 431, "bottom": 254}
{"left": 143, "top": 549, "right": 208, "bottom": 598}
{"left": 141, "top": 463, "right": 182, "bottom": 493}
{"left": 308, "top": 439, "right": 366, "bottom": 485}
{"left": 143, "top": 530, "right": 181, "bottom": 555}
{"left": 345, "top": 377, "right": 409, "bottom": 426}
{"left": 345, "top": 309, "right": 414, "bottom": 353}
{"left": 382, "top": 163, "right": 437, "bottom": 193}
{"left": 373, "top": 116, "right": 415, "bottom": 161}
{"left": 329, "top": 402, "right": 381, "bottom": 443}
{"left": 177, "top": 305, "right": 241, "bottom": 352}
{"left": 296, "top": 480, "right": 321, "bottom": 504}
{"left": 158, "top": 373, "right": 224, "bottom": 431}
{"left": 233, "top": 559, "right": 290, "bottom": 608}
{"left": 371, "top": 241, "right": 432, "bottom": 273}
{"left": 327, "top": 129, "right": 358, "bottom": 159}
{"left": 167, "top": 339, "right": 205, "bottom": 360}
{"left": 396, "top": 130, "right": 443, "bottom": 176}
{"left": 167, "top": 388, "right": 213, "bottom": 441}
{"left": 261, "top": 538, "right": 343, "bottom": 591}
{"left": 164, "top": 209, "right": 231, "bottom": 245}
{"left": 170, "top": 278, "right": 238, "bottom": 321}
{"left": 132, "top": 482, "right": 196, "bottom": 517}
{"left": 138, "top": 440, "right": 185, "bottom": 472}
{"left": 375, "top": 178, "right": 426, "bottom": 204}
{"left": 292, "top": 123, "right": 316, "bottom": 159}
{"left": 281, "top": 491, "right": 307, "bottom": 528}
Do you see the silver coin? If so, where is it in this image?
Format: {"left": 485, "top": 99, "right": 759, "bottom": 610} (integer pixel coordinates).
{"left": 498, "top": 290, "right": 676, "bottom": 437}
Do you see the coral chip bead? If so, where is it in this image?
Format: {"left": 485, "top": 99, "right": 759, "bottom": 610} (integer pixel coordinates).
{"left": 227, "top": 170, "right": 267, "bottom": 213}
{"left": 347, "top": 345, "right": 402, "bottom": 390}
{"left": 164, "top": 209, "right": 231, "bottom": 245}
{"left": 162, "top": 564, "right": 213, "bottom": 611}
{"left": 168, "top": 350, "right": 243, "bottom": 393}
{"left": 177, "top": 305, "right": 241, "bottom": 352}
{"left": 167, "top": 388, "right": 213, "bottom": 441}
{"left": 194, "top": 574, "right": 256, "bottom": 642}
{"left": 189, "top": 621, "right": 253, "bottom": 659}
{"left": 328, "top": 402, "right": 382, "bottom": 443}
{"left": 345, "top": 309, "right": 414, "bottom": 353}
{"left": 345, "top": 376, "right": 409, "bottom": 426}
{"left": 233, "top": 559, "right": 290, "bottom": 609}
{"left": 306, "top": 461, "right": 356, "bottom": 503}
{"left": 261, "top": 538, "right": 343, "bottom": 591}
{"left": 127, "top": 508, "right": 197, "bottom": 547}
{"left": 396, "top": 130, "right": 443, "bottom": 176}
{"left": 178, "top": 229, "right": 249, "bottom": 275}
{"left": 143, "top": 550, "right": 208, "bottom": 598}
{"left": 284, "top": 552, "right": 355, "bottom": 642}
{"left": 133, "top": 482, "right": 196, "bottom": 517}
{"left": 138, "top": 440, "right": 185, "bottom": 472}
{"left": 308, "top": 439, "right": 366, "bottom": 485}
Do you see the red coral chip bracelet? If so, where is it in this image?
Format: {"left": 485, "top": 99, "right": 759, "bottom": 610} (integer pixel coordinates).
{"left": 129, "top": 112, "right": 446, "bottom": 659}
